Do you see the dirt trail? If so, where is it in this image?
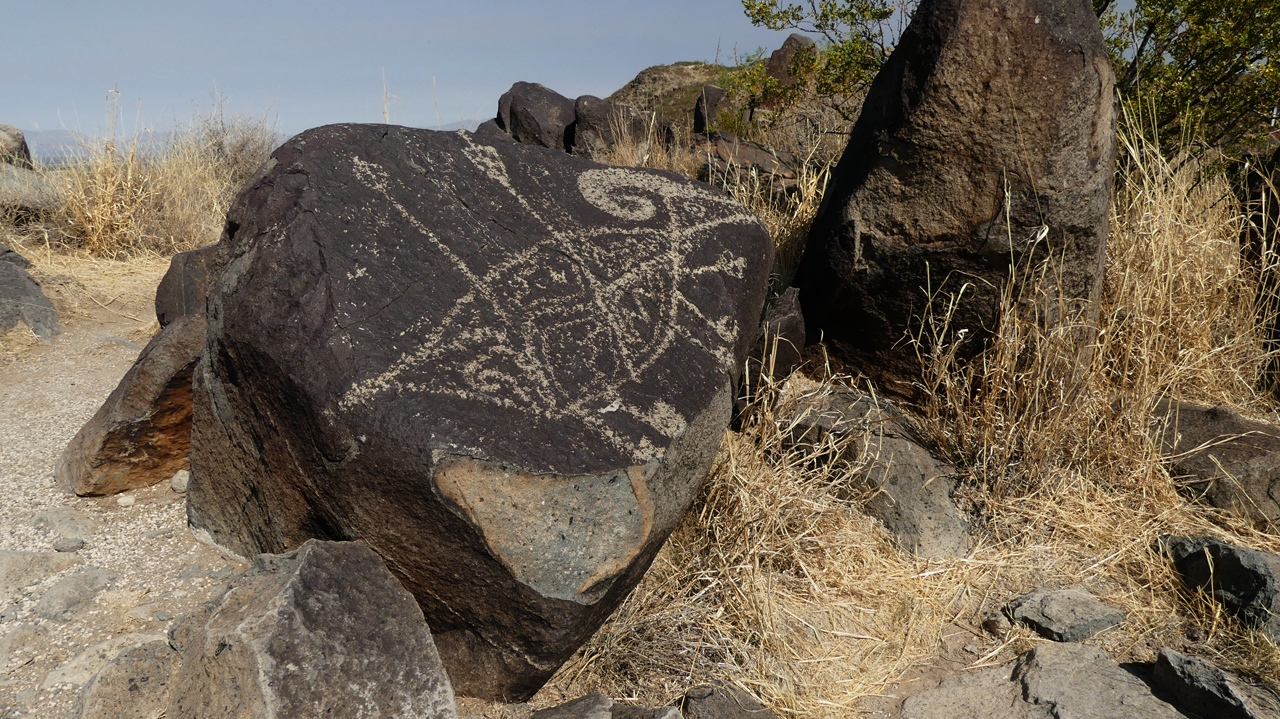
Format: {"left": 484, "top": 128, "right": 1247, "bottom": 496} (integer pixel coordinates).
{"left": 0, "top": 259, "right": 244, "bottom": 718}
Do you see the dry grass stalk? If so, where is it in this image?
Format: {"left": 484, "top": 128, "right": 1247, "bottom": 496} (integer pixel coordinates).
{"left": 542, "top": 113, "right": 1280, "bottom": 716}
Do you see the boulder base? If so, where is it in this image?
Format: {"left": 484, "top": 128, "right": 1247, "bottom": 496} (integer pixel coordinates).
{"left": 188, "top": 123, "right": 773, "bottom": 699}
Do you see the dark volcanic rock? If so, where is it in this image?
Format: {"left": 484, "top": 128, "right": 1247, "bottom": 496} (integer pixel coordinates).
{"left": 568, "top": 95, "right": 652, "bottom": 160}
{"left": 750, "top": 286, "right": 805, "bottom": 382}
{"left": 693, "top": 85, "right": 729, "bottom": 135}
{"left": 902, "top": 643, "right": 1184, "bottom": 718}
{"left": 56, "top": 315, "right": 204, "bottom": 496}
{"left": 764, "top": 34, "right": 817, "bottom": 88}
{"left": 680, "top": 681, "right": 779, "bottom": 719}
{"left": 155, "top": 244, "right": 217, "bottom": 327}
{"left": 188, "top": 123, "right": 773, "bottom": 700}
{"left": 1006, "top": 586, "right": 1124, "bottom": 642}
{"left": 532, "top": 693, "right": 613, "bottom": 719}
{"left": 1153, "top": 648, "right": 1280, "bottom": 719}
{"left": 1242, "top": 148, "right": 1280, "bottom": 396}
{"left": 795, "top": 0, "right": 1116, "bottom": 390}
{"left": 0, "top": 261, "right": 61, "bottom": 341}
{"left": 75, "top": 639, "right": 178, "bottom": 719}
{"left": 0, "top": 242, "right": 32, "bottom": 269}
{"left": 1152, "top": 399, "right": 1280, "bottom": 531}
{"left": 695, "top": 131, "right": 799, "bottom": 196}
{"left": 780, "top": 381, "right": 970, "bottom": 557}
{"left": 167, "top": 540, "right": 458, "bottom": 719}
{"left": 497, "top": 82, "right": 577, "bottom": 150}
{"left": 1161, "top": 535, "right": 1280, "bottom": 641}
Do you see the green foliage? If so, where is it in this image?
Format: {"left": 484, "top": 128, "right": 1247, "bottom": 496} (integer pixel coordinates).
{"left": 735, "top": 1, "right": 898, "bottom": 120}
{"left": 1102, "top": 0, "right": 1280, "bottom": 150}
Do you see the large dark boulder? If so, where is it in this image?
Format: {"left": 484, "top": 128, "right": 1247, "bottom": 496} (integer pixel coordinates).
{"left": 568, "top": 95, "right": 652, "bottom": 160}
{"left": 188, "top": 123, "right": 773, "bottom": 700}
{"left": 0, "top": 260, "right": 61, "bottom": 341}
{"left": 1161, "top": 535, "right": 1280, "bottom": 642}
{"left": 497, "top": 82, "right": 577, "bottom": 150}
{"left": 764, "top": 34, "right": 816, "bottom": 88}
{"left": 795, "top": 0, "right": 1116, "bottom": 389}
{"left": 167, "top": 540, "right": 458, "bottom": 718}
{"left": 155, "top": 244, "right": 217, "bottom": 327}
{"left": 55, "top": 315, "right": 204, "bottom": 496}
{"left": 1152, "top": 399, "right": 1280, "bottom": 530}
{"left": 692, "top": 85, "right": 729, "bottom": 135}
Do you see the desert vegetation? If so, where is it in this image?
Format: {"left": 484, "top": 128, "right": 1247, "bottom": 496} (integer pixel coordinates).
{"left": 1, "top": 3, "right": 1277, "bottom": 716}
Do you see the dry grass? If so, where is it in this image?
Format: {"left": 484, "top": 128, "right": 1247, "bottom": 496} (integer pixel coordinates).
{"left": 541, "top": 112, "right": 1280, "bottom": 715}
{"left": 12, "top": 101, "right": 275, "bottom": 259}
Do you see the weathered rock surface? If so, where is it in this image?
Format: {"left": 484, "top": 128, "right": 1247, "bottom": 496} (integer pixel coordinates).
{"left": 56, "top": 314, "right": 204, "bottom": 496}
{"left": 795, "top": 0, "right": 1116, "bottom": 389}
{"left": 902, "top": 642, "right": 1184, "bottom": 718}
{"left": 73, "top": 639, "right": 178, "bottom": 719}
{"left": 693, "top": 85, "right": 729, "bottom": 134}
{"left": 569, "top": 95, "right": 651, "bottom": 160}
{"left": 0, "top": 124, "right": 33, "bottom": 170}
{"left": 0, "top": 260, "right": 61, "bottom": 341}
{"left": 498, "top": 82, "right": 577, "bottom": 150}
{"left": 1152, "top": 399, "right": 1280, "bottom": 530}
{"left": 33, "top": 568, "right": 117, "bottom": 621}
{"left": 744, "top": 287, "right": 806, "bottom": 394}
{"left": 1161, "top": 535, "right": 1280, "bottom": 642}
{"left": 0, "top": 551, "right": 81, "bottom": 605}
{"left": 680, "top": 681, "right": 780, "bottom": 719}
{"left": 0, "top": 163, "right": 63, "bottom": 215}
{"left": 764, "top": 33, "right": 816, "bottom": 87}
{"left": 168, "top": 540, "right": 458, "bottom": 719}
{"left": 155, "top": 244, "right": 217, "bottom": 327}
{"left": 1006, "top": 586, "right": 1125, "bottom": 642}
{"left": 188, "top": 123, "right": 772, "bottom": 699}
{"left": 1153, "top": 648, "right": 1280, "bottom": 719}
{"left": 695, "top": 131, "right": 799, "bottom": 196}
{"left": 42, "top": 632, "right": 166, "bottom": 690}
{"left": 779, "top": 380, "right": 970, "bottom": 557}
{"left": 0, "top": 242, "right": 32, "bottom": 269}
{"left": 31, "top": 506, "right": 98, "bottom": 544}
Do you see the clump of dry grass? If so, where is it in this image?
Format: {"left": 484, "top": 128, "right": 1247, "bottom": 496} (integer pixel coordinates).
{"left": 14, "top": 99, "right": 275, "bottom": 259}
{"left": 542, "top": 110, "right": 1280, "bottom": 716}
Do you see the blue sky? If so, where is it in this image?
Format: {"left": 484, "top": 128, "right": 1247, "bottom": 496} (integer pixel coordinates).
{"left": 5, "top": 0, "right": 796, "bottom": 138}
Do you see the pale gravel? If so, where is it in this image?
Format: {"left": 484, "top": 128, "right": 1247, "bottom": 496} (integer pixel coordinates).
{"left": 0, "top": 294, "right": 244, "bottom": 718}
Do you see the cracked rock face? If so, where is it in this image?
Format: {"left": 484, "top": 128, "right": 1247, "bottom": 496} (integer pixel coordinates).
{"left": 795, "top": 0, "right": 1115, "bottom": 388}
{"left": 187, "top": 123, "right": 773, "bottom": 700}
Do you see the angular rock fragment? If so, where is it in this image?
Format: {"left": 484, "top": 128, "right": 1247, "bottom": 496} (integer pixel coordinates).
{"left": 0, "top": 261, "right": 61, "bottom": 341}
{"left": 42, "top": 632, "right": 166, "bottom": 690}
{"left": 0, "top": 242, "right": 32, "bottom": 269}
{"left": 167, "top": 540, "right": 458, "bottom": 719}
{"left": 764, "top": 34, "right": 816, "bottom": 88}
{"left": 680, "top": 681, "right": 780, "bottom": 719}
{"left": 532, "top": 693, "right": 613, "bottom": 719}
{"left": 0, "top": 124, "right": 34, "bottom": 169}
{"left": 0, "top": 551, "right": 81, "bottom": 605}
{"left": 1152, "top": 399, "right": 1280, "bottom": 531}
{"left": 693, "top": 85, "right": 729, "bottom": 134}
{"left": 188, "top": 123, "right": 772, "bottom": 699}
{"left": 778, "top": 380, "right": 970, "bottom": 557}
{"left": 902, "top": 643, "right": 1183, "bottom": 718}
{"left": 795, "top": 0, "right": 1116, "bottom": 389}
{"left": 56, "top": 315, "right": 204, "bottom": 496}
{"left": 154, "top": 244, "right": 217, "bottom": 327}
{"left": 34, "top": 568, "right": 117, "bottom": 621}
{"left": 498, "top": 82, "right": 577, "bottom": 150}
{"left": 695, "top": 131, "right": 799, "bottom": 197}
{"left": 74, "top": 639, "right": 178, "bottom": 719}
{"left": 750, "top": 286, "right": 805, "bottom": 383}
{"left": 569, "top": 95, "right": 652, "bottom": 160}
{"left": 1161, "top": 535, "right": 1280, "bottom": 642}
{"left": 1006, "top": 586, "right": 1124, "bottom": 642}
{"left": 1153, "top": 648, "right": 1280, "bottom": 719}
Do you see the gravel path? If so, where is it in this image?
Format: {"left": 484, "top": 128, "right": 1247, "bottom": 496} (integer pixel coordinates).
{"left": 0, "top": 275, "right": 245, "bottom": 719}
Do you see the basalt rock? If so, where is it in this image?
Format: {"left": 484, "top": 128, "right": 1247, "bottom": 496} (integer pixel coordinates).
{"left": 693, "top": 85, "right": 729, "bottom": 135}
{"left": 764, "top": 34, "right": 817, "bottom": 88}
{"left": 188, "top": 123, "right": 773, "bottom": 700}
{"left": 695, "top": 131, "right": 799, "bottom": 197}
{"left": 1161, "top": 535, "right": 1280, "bottom": 642}
{"left": 0, "top": 261, "right": 61, "bottom": 341}
{"left": 497, "top": 82, "right": 577, "bottom": 150}
{"left": 568, "top": 95, "right": 654, "bottom": 160}
{"left": 155, "top": 244, "right": 218, "bottom": 327}
{"left": 167, "top": 540, "right": 458, "bottom": 719}
{"left": 795, "top": 0, "right": 1116, "bottom": 393}
{"left": 56, "top": 315, "right": 204, "bottom": 496}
